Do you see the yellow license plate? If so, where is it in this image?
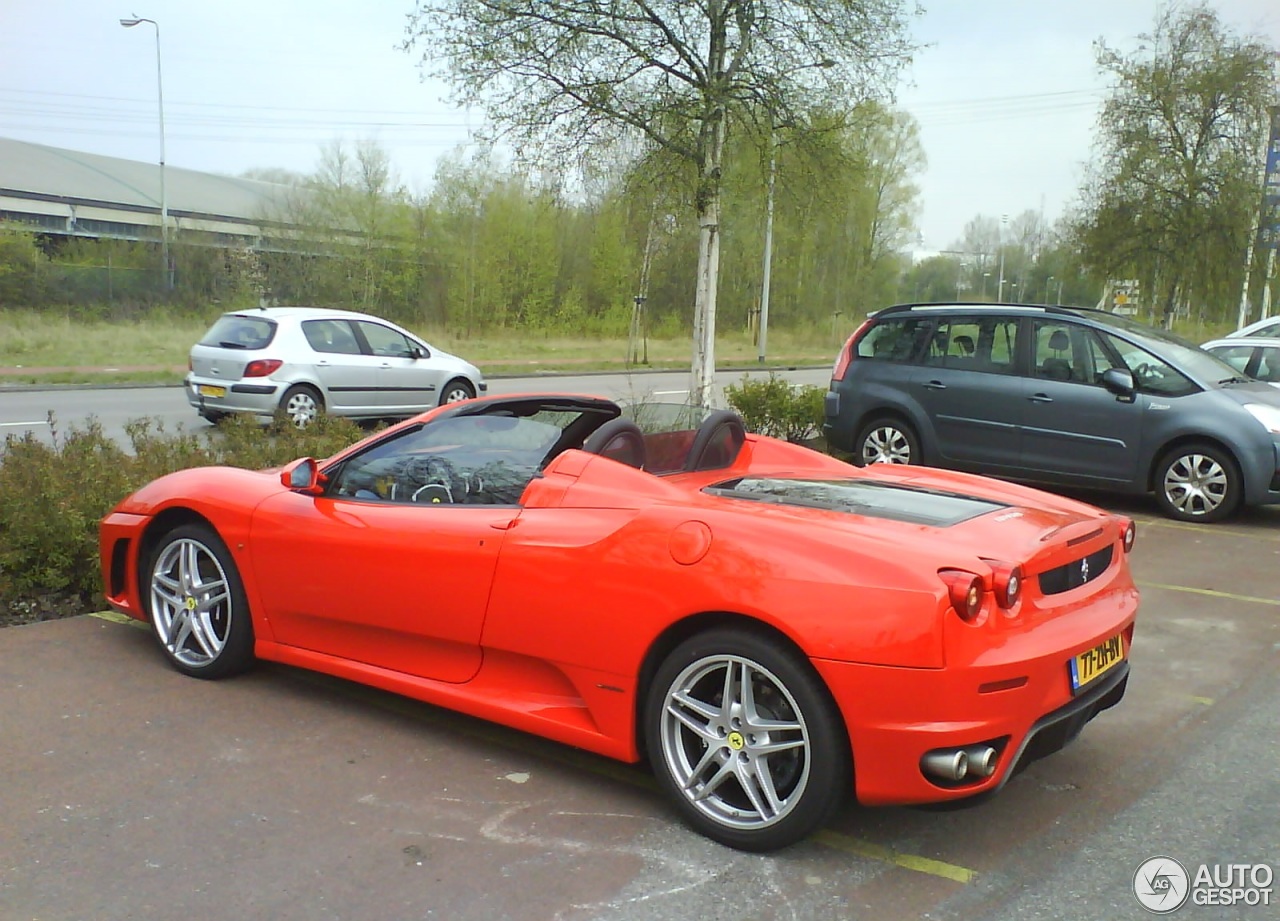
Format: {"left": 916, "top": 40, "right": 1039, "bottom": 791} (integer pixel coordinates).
{"left": 198, "top": 385, "right": 227, "bottom": 398}
{"left": 1069, "top": 633, "right": 1125, "bottom": 691}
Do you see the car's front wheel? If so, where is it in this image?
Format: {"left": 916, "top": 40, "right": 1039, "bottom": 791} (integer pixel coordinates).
{"left": 645, "top": 628, "right": 849, "bottom": 851}
{"left": 280, "top": 384, "right": 324, "bottom": 427}
{"left": 1153, "top": 443, "right": 1242, "bottom": 522}
{"left": 439, "top": 378, "right": 476, "bottom": 405}
{"left": 146, "top": 524, "right": 254, "bottom": 679}
{"left": 855, "top": 417, "right": 919, "bottom": 466}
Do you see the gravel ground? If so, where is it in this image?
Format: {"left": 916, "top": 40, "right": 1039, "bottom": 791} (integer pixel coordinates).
{"left": 1, "top": 592, "right": 97, "bottom": 628}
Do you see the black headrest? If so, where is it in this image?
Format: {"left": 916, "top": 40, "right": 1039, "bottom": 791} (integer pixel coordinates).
{"left": 683, "top": 410, "right": 746, "bottom": 472}
{"left": 581, "top": 417, "right": 646, "bottom": 470}
{"left": 1048, "top": 329, "right": 1070, "bottom": 351}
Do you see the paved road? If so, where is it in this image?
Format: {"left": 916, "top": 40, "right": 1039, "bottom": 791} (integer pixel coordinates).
{"left": 0, "top": 366, "right": 833, "bottom": 447}
{"left": 2, "top": 497, "right": 1278, "bottom": 919}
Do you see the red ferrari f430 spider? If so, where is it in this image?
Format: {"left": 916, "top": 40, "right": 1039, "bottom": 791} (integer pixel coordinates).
{"left": 100, "top": 394, "right": 1138, "bottom": 850}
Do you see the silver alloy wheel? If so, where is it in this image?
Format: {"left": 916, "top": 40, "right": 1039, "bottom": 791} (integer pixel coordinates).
{"left": 1162, "top": 452, "right": 1229, "bottom": 517}
{"left": 149, "top": 537, "right": 233, "bottom": 668}
{"left": 659, "top": 654, "right": 811, "bottom": 832}
{"left": 283, "top": 389, "right": 319, "bottom": 426}
{"left": 861, "top": 425, "right": 912, "bottom": 464}
{"left": 442, "top": 382, "right": 474, "bottom": 404}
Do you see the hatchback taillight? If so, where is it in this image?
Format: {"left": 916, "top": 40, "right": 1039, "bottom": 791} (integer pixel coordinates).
{"left": 243, "top": 359, "right": 283, "bottom": 378}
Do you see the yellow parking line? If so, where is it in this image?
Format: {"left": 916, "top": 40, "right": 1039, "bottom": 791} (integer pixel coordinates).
{"left": 1136, "top": 581, "right": 1280, "bottom": 607}
{"left": 813, "top": 830, "right": 977, "bottom": 883}
{"left": 1131, "top": 517, "right": 1280, "bottom": 542}
{"left": 1186, "top": 695, "right": 1215, "bottom": 706}
{"left": 89, "top": 612, "right": 977, "bottom": 883}
{"left": 89, "top": 610, "right": 144, "bottom": 626}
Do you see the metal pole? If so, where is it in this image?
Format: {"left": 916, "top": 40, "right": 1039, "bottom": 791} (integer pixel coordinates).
{"left": 121, "top": 17, "right": 168, "bottom": 288}
{"left": 996, "top": 214, "right": 1007, "bottom": 303}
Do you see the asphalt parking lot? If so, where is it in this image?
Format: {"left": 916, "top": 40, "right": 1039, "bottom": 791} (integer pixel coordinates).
{"left": 3, "top": 499, "right": 1278, "bottom": 921}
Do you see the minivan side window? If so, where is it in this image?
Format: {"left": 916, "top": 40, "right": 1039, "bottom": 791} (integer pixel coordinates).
{"left": 1099, "top": 332, "right": 1197, "bottom": 397}
{"left": 856, "top": 317, "right": 933, "bottom": 363}
{"left": 923, "top": 318, "right": 1020, "bottom": 374}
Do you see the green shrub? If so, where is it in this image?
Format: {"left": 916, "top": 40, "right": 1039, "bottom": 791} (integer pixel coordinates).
{"left": 0, "top": 412, "right": 371, "bottom": 605}
{"left": 724, "top": 373, "right": 826, "bottom": 443}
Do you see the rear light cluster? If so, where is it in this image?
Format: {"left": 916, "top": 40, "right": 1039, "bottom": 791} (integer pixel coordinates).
{"left": 939, "top": 562, "right": 1024, "bottom": 623}
{"left": 1121, "top": 519, "right": 1136, "bottom": 553}
{"left": 830, "top": 317, "right": 874, "bottom": 381}
{"left": 243, "top": 359, "right": 283, "bottom": 378}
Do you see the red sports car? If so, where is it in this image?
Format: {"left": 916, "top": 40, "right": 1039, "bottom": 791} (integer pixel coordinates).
{"left": 99, "top": 394, "right": 1138, "bottom": 851}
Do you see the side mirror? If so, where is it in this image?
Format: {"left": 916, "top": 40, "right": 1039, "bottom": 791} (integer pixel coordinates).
{"left": 1101, "top": 367, "right": 1136, "bottom": 400}
{"left": 411, "top": 345, "right": 428, "bottom": 360}
{"left": 281, "top": 457, "right": 324, "bottom": 495}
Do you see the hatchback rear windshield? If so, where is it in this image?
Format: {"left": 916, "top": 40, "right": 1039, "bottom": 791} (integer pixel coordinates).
{"left": 199, "top": 314, "right": 277, "bottom": 350}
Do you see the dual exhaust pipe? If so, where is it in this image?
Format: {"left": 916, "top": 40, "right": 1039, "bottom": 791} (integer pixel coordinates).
{"left": 921, "top": 744, "right": 999, "bottom": 783}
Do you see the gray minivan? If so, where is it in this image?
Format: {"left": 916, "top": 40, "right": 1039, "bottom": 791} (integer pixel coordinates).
{"left": 823, "top": 303, "right": 1280, "bottom": 522}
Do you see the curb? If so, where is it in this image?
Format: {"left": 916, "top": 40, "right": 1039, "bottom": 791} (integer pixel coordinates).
{"left": 0, "top": 364, "right": 829, "bottom": 394}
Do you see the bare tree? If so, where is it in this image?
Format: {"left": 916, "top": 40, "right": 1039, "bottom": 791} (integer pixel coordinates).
{"left": 404, "top": 0, "right": 917, "bottom": 405}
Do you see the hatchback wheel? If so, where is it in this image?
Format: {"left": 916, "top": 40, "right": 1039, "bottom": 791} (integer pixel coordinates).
{"left": 1154, "top": 444, "right": 1242, "bottom": 522}
{"left": 440, "top": 378, "right": 476, "bottom": 405}
{"left": 280, "top": 384, "right": 323, "bottom": 427}
{"left": 146, "top": 524, "right": 254, "bottom": 679}
{"left": 645, "top": 628, "right": 849, "bottom": 851}
{"left": 855, "top": 417, "right": 919, "bottom": 466}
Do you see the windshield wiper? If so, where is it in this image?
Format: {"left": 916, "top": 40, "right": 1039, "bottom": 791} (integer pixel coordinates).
{"left": 217, "top": 340, "right": 250, "bottom": 349}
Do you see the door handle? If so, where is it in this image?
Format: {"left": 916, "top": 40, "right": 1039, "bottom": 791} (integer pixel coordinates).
{"left": 923, "top": 380, "right": 947, "bottom": 390}
{"left": 1028, "top": 393, "right": 1054, "bottom": 403}
{"left": 489, "top": 519, "right": 519, "bottom": 531}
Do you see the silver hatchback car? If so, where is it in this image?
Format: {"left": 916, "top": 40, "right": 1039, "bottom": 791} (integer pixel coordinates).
{"left": 186, "top": 307, "right": 487, "bottom": 425}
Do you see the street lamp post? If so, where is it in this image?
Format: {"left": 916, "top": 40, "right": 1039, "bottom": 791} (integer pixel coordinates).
{"left": 981, "top": 272, "right": 991, "bottom": 299}
{"left": 120, "top": 16, "right": 168, "bottom": 288}
{"left": 996, "top": 214, "right": 1008, "bottom": 303}
{"left": 1045, "top": 276, "right": 1055, "bottom": 304}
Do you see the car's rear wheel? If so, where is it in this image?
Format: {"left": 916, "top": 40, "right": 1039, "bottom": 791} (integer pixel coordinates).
{"left": 439, "top": 378, "right": 476, "bottom": 405}
{"left": 280, "top": 384, "right": 323, "bottom": 427}
{"left": 146, "top": 524, "right": 254, "bottom": 679}
{"left": 645, "top": 628, "right": 849, "bottom": 851}
{"left": 855, "top": 417, "right": 919, "bottom": 466}
{"left": 1153, "top": 443, "right": 1242, "bottom": 523}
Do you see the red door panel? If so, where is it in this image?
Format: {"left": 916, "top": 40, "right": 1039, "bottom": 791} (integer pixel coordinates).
{"left": 248, "top": 491, "right": 515, "bottom": 683}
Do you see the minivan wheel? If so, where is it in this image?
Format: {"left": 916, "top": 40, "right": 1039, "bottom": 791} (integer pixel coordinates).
{"left": 439, "top": 378, "right": 476, "bottom": 405}
{"left": 855, "top": 417, "right": 919, "bottom": 466}
{"left": 1153, "top": 444, "right": 1242, "bottom": 523}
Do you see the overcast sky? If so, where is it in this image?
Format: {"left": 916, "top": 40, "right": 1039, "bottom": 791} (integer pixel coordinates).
{"left": 2, "top": 1, "right": 1278, "bottom": 252}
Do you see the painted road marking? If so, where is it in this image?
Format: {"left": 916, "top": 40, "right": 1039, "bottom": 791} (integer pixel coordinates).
{"left": 1136, "top": 581, "right": 1280, "bottom": 607}
{"left": 651, "top": 389, "right": 689, "bottom": 396}
{"left": 1131, "top": 516, "right": 1280, "bottom": 543}
{"left": 87, "top": 610, "right": 978, "bottom": 884}
{"left": 0, "top": 420, "right": 49, "bottom": 427}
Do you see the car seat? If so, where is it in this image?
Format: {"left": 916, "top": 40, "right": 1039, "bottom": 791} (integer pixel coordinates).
{"left": 683, "top": 410, "right": 747, "bottom": 472}
{"left": 581, "top": 418, "right": 647, "bottom": 470}
{"left": 1041, "top": 329, "right": 1072, "bottom": 380}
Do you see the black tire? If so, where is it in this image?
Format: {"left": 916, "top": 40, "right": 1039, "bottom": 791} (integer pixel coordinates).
{"left": 280, "top": 384, "right": 324, "bottom": 428}
{"left": 1153, "top": 443, "right": 1242, "bottom": 523}
{"left": 199, "top": 410, "right": 228, "bottom": 424}
{"left": 144, "top": 524, "right": 255, "bottom": 680}
{"left": 439, "top": 378, "right": 476, "bottom": 406}
{"left": 644, "top": 627, "right": 850, "bottom": 851}
{"left": 854, "top": 416, "right": 919, "bottom": 467}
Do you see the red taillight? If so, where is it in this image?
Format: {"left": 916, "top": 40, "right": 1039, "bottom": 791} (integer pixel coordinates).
{"left": 831, "top": 316, "right": 875, "bottom": 381}
{"left": 243, "top": 359, "right": 283, "bottom": 378}
{"left": 987, "top": 562, "right": 1024, "bottom": 609}
{"left": 939, "top": 569, "right": 983, "bottom": 621}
